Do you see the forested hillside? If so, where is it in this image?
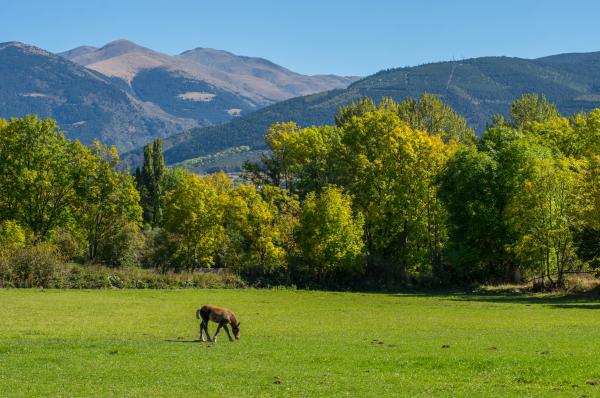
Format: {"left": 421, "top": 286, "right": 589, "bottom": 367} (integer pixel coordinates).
{"left": 156, "top": 53, "right": 600, "bottom": 170}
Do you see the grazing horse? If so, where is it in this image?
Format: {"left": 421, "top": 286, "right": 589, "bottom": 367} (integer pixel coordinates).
{"left": 197, "top": 304, "right": 240, "bottom": 342}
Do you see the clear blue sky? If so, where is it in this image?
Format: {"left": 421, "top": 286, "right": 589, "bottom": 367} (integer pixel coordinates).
{"left": 2, "top": 0, "right": 600, "bottom": 76}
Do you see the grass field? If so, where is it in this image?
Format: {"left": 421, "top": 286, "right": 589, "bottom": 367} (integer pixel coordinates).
{"left": 1, "top": 289, "right": 600, "bottom": 397}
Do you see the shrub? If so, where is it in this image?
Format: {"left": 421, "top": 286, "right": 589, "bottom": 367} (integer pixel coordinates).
{"left": 3, "top": 244, "right": 63, "bottom": 288}
{"left": 49, "top": 227, "right": 86, "bottom": 262}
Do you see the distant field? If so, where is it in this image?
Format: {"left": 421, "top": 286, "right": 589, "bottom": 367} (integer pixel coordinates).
{"left": 1, "top": 289, "right": 600, "bottom": 397}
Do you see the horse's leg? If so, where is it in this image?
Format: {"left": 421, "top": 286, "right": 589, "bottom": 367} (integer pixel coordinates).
{"left": 200, "top": 321, "right": 208, "bottom": 342}
{"left": 204, "top": 322, "right": 212, "bottom": 342}
{"left": 223, "top": 324, "right": 233, "bottom": 342}
{"left": 213, "top": 323, "right": 223, "bottom": 342}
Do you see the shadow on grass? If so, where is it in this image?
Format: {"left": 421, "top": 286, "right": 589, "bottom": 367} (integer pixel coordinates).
{"left": 449, "top": 295, "right": 600, "bottom": 308}
{"left": 387, "top": 288, "right": 600, "bottom": 308}
{"left": 546, "top": 304, "right": 600, "bottom": 310}
{"left": 164, "top": 339, "right": 203, "bottom": 343}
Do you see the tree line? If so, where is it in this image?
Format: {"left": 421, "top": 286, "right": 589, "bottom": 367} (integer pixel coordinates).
{"left": 1, "top": 93, "right": 599, "bottom": 289}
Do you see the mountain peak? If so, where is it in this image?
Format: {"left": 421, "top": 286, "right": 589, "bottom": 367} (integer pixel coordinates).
{"left": 102, "top": 39, "right": 140, "bottom": 49}
{"left": 59, "top": 39, "right": 162, "bottom": 73}
{"left": 97, "top": 39, "right": 150, "bottom": 56}
{"left": 58, "top": 45, "right": 98, "bottom": 60}
{"left": 0, "top": 41, "right": 51, "bottom": 56}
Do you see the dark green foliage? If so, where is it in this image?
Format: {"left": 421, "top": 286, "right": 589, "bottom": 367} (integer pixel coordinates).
{"left": 335, "top": 98, "right": 377, "bottom": 126}
{"left": 439, "top": 147, "right": 510, "bottom": 281}
{"left": 137, "top": 139, "right": 165, "bottom": 226}
{"left": 575, "top": 228, "right": 600, "bottom": 270}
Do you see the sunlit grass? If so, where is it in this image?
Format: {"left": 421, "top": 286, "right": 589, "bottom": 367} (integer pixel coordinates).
{"left": 1, "top": 289, "right": 599, "bottom": 397}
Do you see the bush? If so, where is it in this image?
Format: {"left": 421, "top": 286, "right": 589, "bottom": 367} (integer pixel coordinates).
{"left": 62, "top": 265, "right": 111, "bottom": 289}
{"left": 1, "top": 244, "right": 63, "bottom": 288}
{"left": 49, "top": 227, "right": 86, "bottom": 262}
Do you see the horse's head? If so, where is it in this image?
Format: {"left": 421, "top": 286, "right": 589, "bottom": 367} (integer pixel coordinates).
{"left": 232, "top": 321, "right": 241, "bottom": 339}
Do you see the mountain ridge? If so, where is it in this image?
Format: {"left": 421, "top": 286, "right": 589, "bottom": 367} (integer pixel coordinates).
{"left": 1, "top": 40, "right": 358, "bottom": 151}
{"left": 0, "top": 41, "right": 196, "bottom": 150}
{"left": 61, "top": 39, "right": 359, "bottom": 103}
{"left": 149, "top": 51, "right": 600, "bottom": 172}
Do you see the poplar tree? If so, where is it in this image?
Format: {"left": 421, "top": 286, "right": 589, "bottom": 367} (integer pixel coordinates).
{"left": 138, "top": 138, "right": 165, "bottom": 226}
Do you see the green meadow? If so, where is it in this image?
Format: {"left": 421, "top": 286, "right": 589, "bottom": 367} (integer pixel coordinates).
{"left": 1, "top": 289, "right": 599, "bottom": 397}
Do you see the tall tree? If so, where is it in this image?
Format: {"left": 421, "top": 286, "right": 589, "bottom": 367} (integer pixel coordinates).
{"left": 396, "top": 94, "right": 476, "bottom": 145}
{"left": 296, "top": 186, "right": 364, "bottom": 280}
{"left": 138, "top": 138, "right": 165, "bottom": 226}
{"left": 510, "top": 94, "right": 560, "bottom": 130}
{"left": 338, "top": 103, "right": 453, "bottom": 277}
{"left": 157, "top": 171, "right": 226, "bottom": 271}
{"left": 506, "top": 157, "right": 586, "bottom": 287}
{"left": 223, "top": 184, "right": 295, "bottom": 277}
{"left": 76, "top": 142, "right": 142, "bottom": 265}
{"left": 439, "top": 146, "right": 509, "bottom": 281}
{"left": 335, "top": 98, "right": 377, "bottom": 127}
{"left": 0, "top": 116, "right": 89, "bottom": 240}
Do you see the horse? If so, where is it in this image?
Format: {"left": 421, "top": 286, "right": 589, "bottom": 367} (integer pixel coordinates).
{"left": 196, "top": 304, "right": 241, "bottom": 342}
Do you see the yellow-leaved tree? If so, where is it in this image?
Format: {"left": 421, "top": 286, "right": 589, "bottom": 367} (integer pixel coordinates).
{"left": 506, "top": 157, "right": 587, "bottom": 287}
{"left": 157, "top": 171, "right": 228, "bottom": 271}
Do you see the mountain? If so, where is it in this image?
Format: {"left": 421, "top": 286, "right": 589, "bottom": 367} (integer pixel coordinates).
{"left": 59, "top": 40, "right": 264, "bottom": 127}
{"left": 151, "top": 52, "right": 600, "bottom": 171}
{"left": 178, "top": 47, "right": 358, "bottom": 100}
{"left": 0, "top": 40, "right": 358, "bottom": 152}
{"left": 56, "top": 45, "right": 98, "bottom": 60}
{"left": 0, "top": 41, "right": 194, "bottom": 151}
{"left": 59, "top": 40, "right": 359, "bottom": 123}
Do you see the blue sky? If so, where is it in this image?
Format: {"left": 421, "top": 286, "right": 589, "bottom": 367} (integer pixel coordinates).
{"left": 2, "top": 0, "right": 600, "bottom": 76}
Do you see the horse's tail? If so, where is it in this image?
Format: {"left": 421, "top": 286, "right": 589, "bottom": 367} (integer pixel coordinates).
{"left": 197, "top": 305, "right": 210, "bottom": 321}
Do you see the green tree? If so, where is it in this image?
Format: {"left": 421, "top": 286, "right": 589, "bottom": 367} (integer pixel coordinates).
{"left": 443, "top": 125, "right": 531, "bottom": 281}
{"left": 510, "top": 94, "right": 560, "bottom": 130}
{"left": 335, "top": 98, "right": 377, "bottom": 127}
{"left": 396, "top": 94, "right": 476, "bottom": 144}
{"left": 524, "top": 116, "right": 578, "bottom": 156}
{"left": 0, "top": 116, "right": 89, "bottom": 240}
{"left": 157, "top": 171, "right": 226, "bottom": 271}
{"left": 338, "top": 103, "right": 453, "bottom": 277}
{"left": 439, "top": 146, "right": 510, "bottom": 281}
{"left": 506, "top": 157, "right": 586, "bottom": 287}
{"left": 137, "top": 138, "right": 165, "bottom": 226}
{"left": 223, "top": 184, "right": 297, "bottom": 277}
{"left": 76, "top": 142, "right": 143, "bottom": 265}
{"left": 296, "top": 186, "right": 364, "bottom": 280}
{"left": 571, "top": 110, "right": 600, "bottom": 158}
{"left": 575, "top": 155, "right": 600, "bottom": 269}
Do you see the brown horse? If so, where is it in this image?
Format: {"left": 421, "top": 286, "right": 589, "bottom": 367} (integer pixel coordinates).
{"left": 197, "top": 304, "right": 241, "bottom": 342}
